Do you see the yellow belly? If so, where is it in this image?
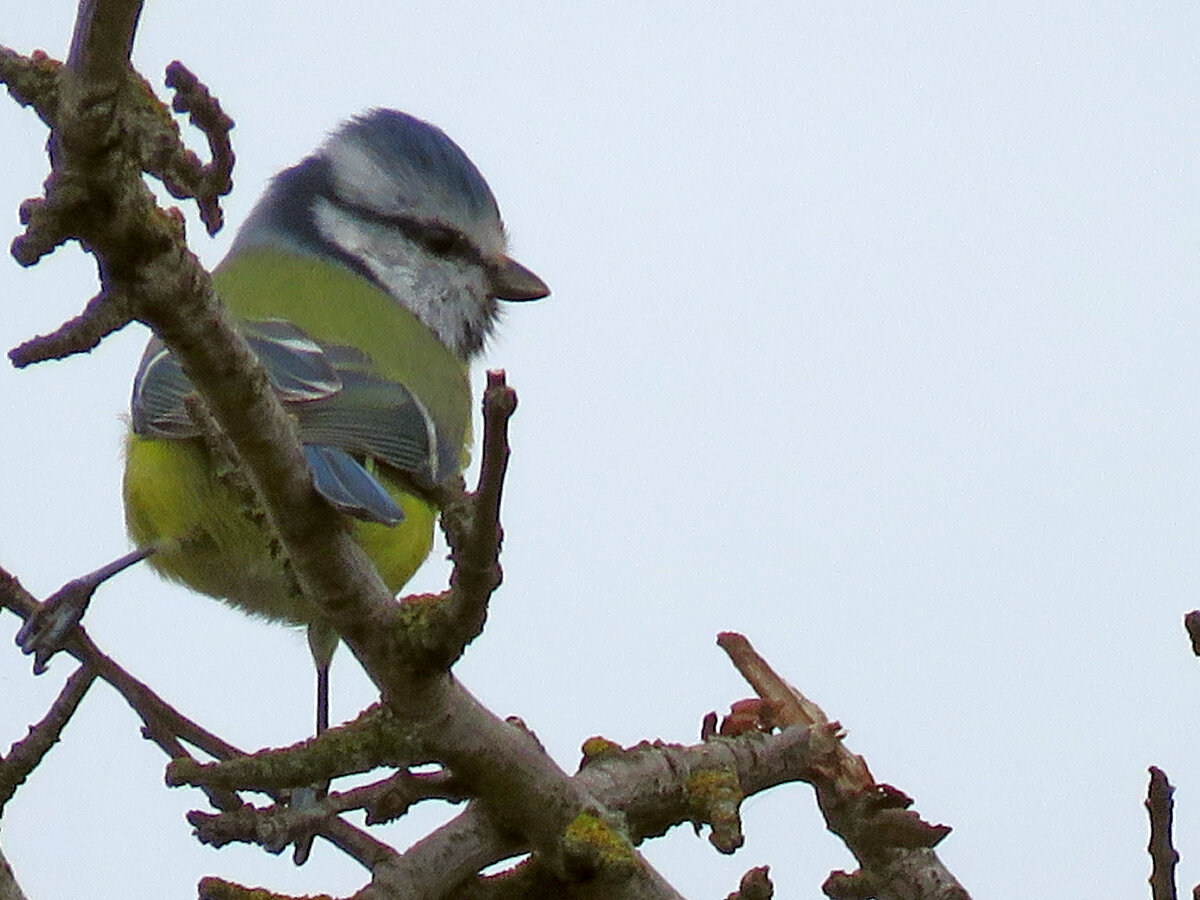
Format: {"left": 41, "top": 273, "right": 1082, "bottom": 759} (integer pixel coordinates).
{"left": 123, "top": 433, "right": 436, "bottom": 625}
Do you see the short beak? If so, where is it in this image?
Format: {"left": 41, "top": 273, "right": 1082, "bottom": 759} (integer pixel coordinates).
{"left": 491, "top": 256, "right": 550, "bottom": 301}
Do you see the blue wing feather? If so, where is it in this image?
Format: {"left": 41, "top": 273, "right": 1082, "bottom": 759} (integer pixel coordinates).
{"left": 303, "top": 445, "right": 405, "bottom": 524}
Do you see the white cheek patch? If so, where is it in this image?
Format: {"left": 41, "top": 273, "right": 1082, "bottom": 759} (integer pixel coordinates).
{"left": 311, "top": 197, "right": 495, "bottom": 357}
{"left": 312, "top": 197, "right": 366, "bottom": 261}
{"left": 314, "top": 197, "right": 416, "bottom": 286}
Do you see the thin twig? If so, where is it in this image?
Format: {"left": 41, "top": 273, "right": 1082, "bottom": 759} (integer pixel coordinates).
{"left": 166, "top": 704, "right": 428, "bottom": 792}
{"left": 160, "top": 60, "right": 234, "bottom": 235}
{"left": 1147, "top": 767, "right": 1180, "bottom": 900}
{"left": 8, "top": 288, "right": 134, "bottom": 366}
{"left": 390, "top": 370, "right": 517, "bottom": 673}
{"left": 0, "top": 665, "right": 95, "bottom": 813}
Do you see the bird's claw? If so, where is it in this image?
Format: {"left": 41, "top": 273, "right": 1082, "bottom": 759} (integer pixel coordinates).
{"left": 290, "top": 785, "right": 322, "bottom": 865}
{"left": 15, "top": 547, "right": 155, "bottom": 674}
{"left": 15, "top": 578, "right": 97, "bottom": 674}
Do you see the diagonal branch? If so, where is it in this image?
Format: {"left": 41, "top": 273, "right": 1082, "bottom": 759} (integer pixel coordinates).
{"left": 0, "top": 566, "right": 238, "bottom": 763}
{"left": 0, "top": 844, "right": 29, "bottom": 900}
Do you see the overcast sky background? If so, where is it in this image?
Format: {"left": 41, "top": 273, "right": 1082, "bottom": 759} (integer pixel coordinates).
{"left": 2, "top": 3, "right": 1200, "bottom": 898}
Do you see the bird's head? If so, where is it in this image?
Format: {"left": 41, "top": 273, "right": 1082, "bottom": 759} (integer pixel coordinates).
{"left": 230, "top": 109, "right": 549, "bottom": 358}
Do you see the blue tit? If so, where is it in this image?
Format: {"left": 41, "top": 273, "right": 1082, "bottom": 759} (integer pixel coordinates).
{"left": 123, "top": 109, "right": 548, "bottom": 727}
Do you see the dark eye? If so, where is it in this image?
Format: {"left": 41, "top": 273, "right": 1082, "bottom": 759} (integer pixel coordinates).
{"left": 424, "top": 226, "right": 464, "bottom": 256}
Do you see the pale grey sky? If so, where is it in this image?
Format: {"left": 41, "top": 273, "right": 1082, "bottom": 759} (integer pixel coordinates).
{"left": 2, "top": 3, "right": 1200, "bottom": 898}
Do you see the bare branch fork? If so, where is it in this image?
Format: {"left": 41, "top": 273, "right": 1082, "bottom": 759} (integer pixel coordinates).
{"left": 0, "top": 557, "right": 828, "bottom": 899}
{"left": 717, "top": 634, "right": 968, "bottom": 900}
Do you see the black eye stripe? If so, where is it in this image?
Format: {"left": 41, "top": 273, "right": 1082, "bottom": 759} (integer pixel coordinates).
{"left": 321, "top": 191, "right": 483, "bottom": 265}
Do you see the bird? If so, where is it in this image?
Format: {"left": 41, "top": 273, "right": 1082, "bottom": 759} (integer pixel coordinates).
{"left": 121, "top": 109, "right": 548, "bottom": 732}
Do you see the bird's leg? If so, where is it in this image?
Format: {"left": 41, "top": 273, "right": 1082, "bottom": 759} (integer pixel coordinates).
{"left": 307, "top": 621, "right": 338, "bottom": 735}
{"left": 292, "top": 622, "right": 339, "bottom": 865}
{"left": 16, "top": 545, "right": 157, "bottom": 674}
{"left": 315, "top": 659, "right": 330, "bottom": 735}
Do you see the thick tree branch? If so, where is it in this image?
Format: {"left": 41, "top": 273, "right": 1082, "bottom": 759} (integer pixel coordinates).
{"left": 371, "top": 726, "right": 817, "bottom": 898}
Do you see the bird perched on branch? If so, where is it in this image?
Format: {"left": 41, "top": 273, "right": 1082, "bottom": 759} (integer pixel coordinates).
{"left": 122, "top": 109, "right": 548, "bottom": 730}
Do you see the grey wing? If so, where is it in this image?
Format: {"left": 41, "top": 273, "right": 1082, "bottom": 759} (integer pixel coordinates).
{"left": 130, "top": 338, "right": 200, "bottom": 438}
{"left": 293, "top": 370, "right": 459, "bottom": 488}
{"left": 242, "top": 320, "right": 344, "bottom": 401}
{"left": 129, "top": 321, "right": 456, "bottom": 526}
{"left": 131, "top": 321, "right": 341, "bottom": 438}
